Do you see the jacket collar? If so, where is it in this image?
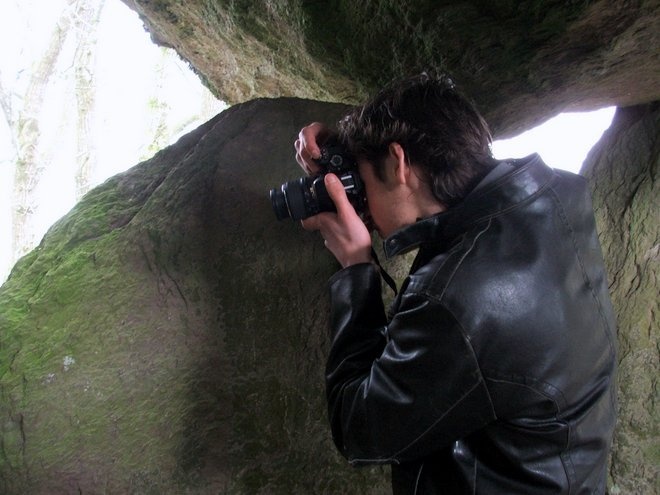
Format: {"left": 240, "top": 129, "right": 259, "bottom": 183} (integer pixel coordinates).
{"left": 383, "top": 154, "right": 556, "bottom": 258}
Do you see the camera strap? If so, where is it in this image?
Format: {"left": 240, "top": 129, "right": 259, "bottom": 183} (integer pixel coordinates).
{"left": 371, "top": 247, "right": 398, "bottom": 296}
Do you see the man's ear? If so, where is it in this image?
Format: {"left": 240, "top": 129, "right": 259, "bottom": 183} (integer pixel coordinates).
{"left": 388, "top": 142, "right": 410, "bottom": 185}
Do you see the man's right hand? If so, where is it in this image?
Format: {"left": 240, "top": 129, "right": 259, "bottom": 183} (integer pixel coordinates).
{"left": 301, "top": 173, "right": 373, "bottom": 268}
{"left": 295, "top": 122, "right": 332, "bottom": 176}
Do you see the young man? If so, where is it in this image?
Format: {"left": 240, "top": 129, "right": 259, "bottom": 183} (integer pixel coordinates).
{"left": 296, "top": 73, "right": 617, "bottom": 494}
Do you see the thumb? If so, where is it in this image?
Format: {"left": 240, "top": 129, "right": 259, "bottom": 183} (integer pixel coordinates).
{"left": 324, "top": 173, "right": 353, "bottom": 214}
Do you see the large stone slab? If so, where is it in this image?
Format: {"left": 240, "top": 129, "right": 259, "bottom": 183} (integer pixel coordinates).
{"left": 121, "top": 0, "right": 659, "bottom": 135}
{"left": 582, "top": 102, "right": 659, "bottom": 495}
{"left": 0, "top": 98, "right": 391, "bottom": 494}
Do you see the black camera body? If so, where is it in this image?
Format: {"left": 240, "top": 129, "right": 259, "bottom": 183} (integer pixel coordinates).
{"left": 270, "top": 145, "right": 365, "bottom": 221}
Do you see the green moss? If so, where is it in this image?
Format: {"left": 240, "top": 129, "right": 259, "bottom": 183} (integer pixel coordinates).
{"left": 1, "top": 97, "right": 396, "bottom": 493}
{"left": 0, "top": 146, "right": 184, "bottom": 488}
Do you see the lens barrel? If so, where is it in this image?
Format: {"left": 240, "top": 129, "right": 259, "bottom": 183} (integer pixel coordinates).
{"left": 269, "top": 186, "right": 289, "bottom": 221}
{"left": 284, "top": 177, "right": 311, "bottom": 221}
{"left": 269, "top": 177, "right": 315, "bottom": 221}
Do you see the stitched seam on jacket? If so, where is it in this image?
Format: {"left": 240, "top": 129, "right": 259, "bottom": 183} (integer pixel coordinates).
{"left": 413, "top": 463, "right": 424, "bottom": 495}
{"left": 460, "top": 178, "right": 554, "bottom": 231}
{"left": 428, "top": 218, "right": 493, "bottom": 301}
{"left": 440, "top": 304, "right": 498, "bottom": 420}
{"left": 562, "top": 422, "right": 575, "bottom": 495}
{"left": 347, "top": 380, "right": 485, "bottom": 465}
{"left": 483, "top": 373, "right": 568, "bottom": 411}
{"left": 484, "top": 375, "right": 572, "bottom": 490}
{"left": 393, "top": 380, "right": 484, "bottom": 458}
{"left": 548, "top": 186, "right": 614, "bottom": 492}
{"left": 549, "top": 187, "right": 616, "bottom": 357}
{"left": 422, "top": 219, "right": 499, "bottom": 420}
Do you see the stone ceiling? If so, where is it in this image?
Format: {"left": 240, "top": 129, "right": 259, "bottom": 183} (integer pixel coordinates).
{"left": 121, "top": 0, "right": 659, "bottom": 136}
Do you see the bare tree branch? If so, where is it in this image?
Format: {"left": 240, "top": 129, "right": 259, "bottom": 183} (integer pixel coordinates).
{"left": 73, "top": 0, "right": 106, "bottom": 200}
{"left": 0, "top": 72, "right": 19, "bottom": 155}
{"left": 11, "top": 0, "right": 76, "bottom": 260}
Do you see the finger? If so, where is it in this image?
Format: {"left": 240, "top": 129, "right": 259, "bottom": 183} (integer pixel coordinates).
{"left": 294, "top": 139, "right": 308, "bottom": 171}
{"left": 295, "top": 137, "right": 322, "bottom": 175}
{"left": 299, "top": 122, "right": 323, "bottom": 159}
{"left": 301, "top": 215, "right": 320, "bottom": 232}
{"left": 324, "top": 174, "right": 354, "bottom": 216}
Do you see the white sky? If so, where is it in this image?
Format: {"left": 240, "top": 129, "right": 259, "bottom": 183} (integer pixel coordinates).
{"left": 492, "top": 107, "right": 616, "bottom": 172}
{"left": 0, "top": 0, "right": 225, "bottom": 282}
{"left": 0, "top": 0, "right": 616, "bottom": 283}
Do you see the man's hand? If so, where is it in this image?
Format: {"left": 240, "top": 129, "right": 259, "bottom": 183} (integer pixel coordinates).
{"left": 302, "top": 173, "right": 373, "bottom": 268}
{"left": 295, "top": 122, "right": 331, "bottom": 176}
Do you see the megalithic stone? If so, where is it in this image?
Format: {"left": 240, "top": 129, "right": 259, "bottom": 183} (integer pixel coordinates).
{"left": 582, "top": 103, "right": 660, "bottom": 495}
{"left": 0, "top": 98, "right": 392, "bottom": 494}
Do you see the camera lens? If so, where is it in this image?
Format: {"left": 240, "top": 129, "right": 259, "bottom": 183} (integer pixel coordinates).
{"left": 270, "top": 177, "right": 314, "bottom": 221}
{"left": 269, "top": 186, "right": 290, "bottom": 221}
{"left": 284, "top": 177, "right": 310, "bottom": 221}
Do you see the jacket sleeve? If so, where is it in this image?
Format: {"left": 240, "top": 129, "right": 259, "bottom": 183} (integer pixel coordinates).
{"left": 325, "top": 263, "right": 496, "bottom": 465}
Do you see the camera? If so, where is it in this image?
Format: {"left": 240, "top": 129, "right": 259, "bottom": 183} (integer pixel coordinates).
{"left": 269, "top": 144, "right": 365, "bottom": 221}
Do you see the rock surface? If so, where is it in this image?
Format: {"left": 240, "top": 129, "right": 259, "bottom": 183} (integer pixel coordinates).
{"left": 2, "top": 0, "right": 660, "bottom": 491}
{"left": 121, "top": 0, "right": 659, "bottom": 136}
{"left": 582, "top": 103, "right": 659, "bottom": 495}
{"left": 1, "top": 96, "right": 658, "bottom": 493}
{"left": 0, "top": 99, "right": 394, "bottom": 494}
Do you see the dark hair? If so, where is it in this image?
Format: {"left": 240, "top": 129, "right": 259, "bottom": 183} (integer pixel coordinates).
{"left": 338, "top": 72, "right": 496, "bottom": 207}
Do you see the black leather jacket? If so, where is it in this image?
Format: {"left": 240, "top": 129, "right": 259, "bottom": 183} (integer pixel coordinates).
{"left": 325, "top": 155, "right": 617, "bottom": 494}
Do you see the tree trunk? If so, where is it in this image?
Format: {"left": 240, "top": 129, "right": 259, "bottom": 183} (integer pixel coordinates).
{"left": 141, "top": 48, "right": 171, "bottom": 161}
{"left": 0, "top": 75, "right": 19, "bottom": 160}
{"left": 582, "top": 103, "right": 659, "bottom": 494}
{"left": 11, "top": 0, "right": 75, "bottom": 261}
{"left": 73, "top": 0, "right": 106, "bottom": 200}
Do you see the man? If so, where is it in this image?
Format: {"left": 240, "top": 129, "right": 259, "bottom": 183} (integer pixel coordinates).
{"left": 295, "top": 73, "right": 617, "bottom": 494}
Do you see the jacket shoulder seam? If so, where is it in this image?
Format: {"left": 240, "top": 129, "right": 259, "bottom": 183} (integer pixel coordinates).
{"left": 547, "top": 186, "right": 617, "bottom": 358}
{"left": 422, "top": 218, "right": 494, "bottom": 302}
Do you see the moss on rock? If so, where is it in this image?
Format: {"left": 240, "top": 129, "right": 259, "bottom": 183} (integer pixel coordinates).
{"left": 0, "top": 99, "right": 398, "bottom": 494}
